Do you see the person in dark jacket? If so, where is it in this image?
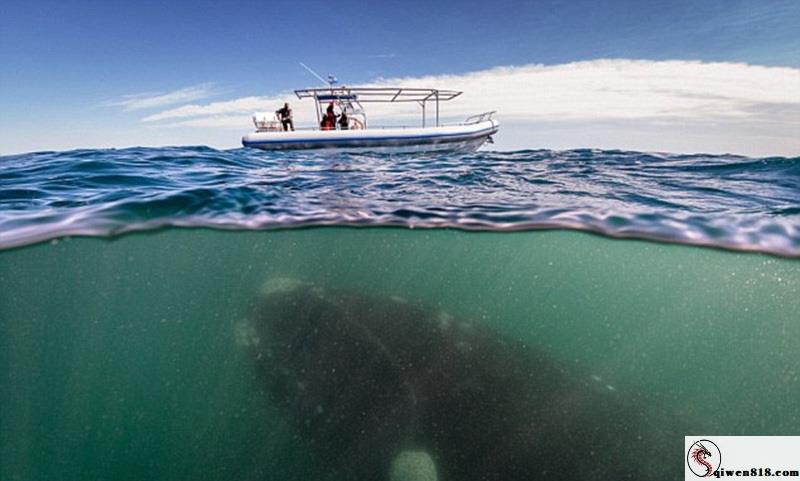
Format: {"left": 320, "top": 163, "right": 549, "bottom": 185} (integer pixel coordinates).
{"left": 338, "top": 110, "right": 349, "bottom": 130}
{"left": 275, "top": 103, "right": 294, "bottom": 131}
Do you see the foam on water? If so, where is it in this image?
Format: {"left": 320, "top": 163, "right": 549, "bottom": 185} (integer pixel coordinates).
{"left": 1, "top": 147, "right": 798, "bottom": 255}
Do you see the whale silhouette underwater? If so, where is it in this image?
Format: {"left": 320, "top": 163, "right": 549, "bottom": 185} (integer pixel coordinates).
{"left": 238, "top": 278, "right": 678, "bottom": 481}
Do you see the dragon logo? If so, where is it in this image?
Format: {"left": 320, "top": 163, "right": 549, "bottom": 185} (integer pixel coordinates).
{"left": 687, "top": 439, "right": 722, "bottom": 477}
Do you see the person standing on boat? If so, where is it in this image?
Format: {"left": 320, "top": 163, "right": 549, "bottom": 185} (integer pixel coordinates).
{"left": 321, "top": 102, "right": 337, "bottom": 131}
{"left": 338, "top": 110, "right": 349, "bottom": 130}
{"left": 275, "top": 103, "right": 294, "bottom": 131}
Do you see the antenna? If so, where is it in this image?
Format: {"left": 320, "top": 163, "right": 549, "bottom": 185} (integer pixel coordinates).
{"left": 299, "top": 63, "right": 336, "bottom": 87}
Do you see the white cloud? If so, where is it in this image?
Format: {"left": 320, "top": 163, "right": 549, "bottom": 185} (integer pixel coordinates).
{"left": 104, "top": 83, "right": 216, "bottom": 111}
{"left": 365, "top": 59, "right": 800, "bottom": 123}
{"left": 159, "top": 115, "right": 251, "bottom": 129}
{"left": 141, "top": 95, "right": 279, "bottom": 122}
{"left": 121, "top": 59, "right": 799, "bottom": 156}
{"left": 142, "top": 59, "right": 800, "bottom": 126}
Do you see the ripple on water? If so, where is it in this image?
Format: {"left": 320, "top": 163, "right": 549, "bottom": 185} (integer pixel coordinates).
{"left": 0, "top": 147, "right": 798, "bottom": 256}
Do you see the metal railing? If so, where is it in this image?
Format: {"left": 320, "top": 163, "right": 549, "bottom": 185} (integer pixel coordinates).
{"left": 463, "top": 111, "right": 496, "bottom": 124}
{"left": 254, "top": 112, "right": 497, "bottom": 132}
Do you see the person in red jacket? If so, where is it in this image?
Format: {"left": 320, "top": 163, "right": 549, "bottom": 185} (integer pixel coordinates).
{"left": 320, "top": 102, "right": 337, "bottom": 130}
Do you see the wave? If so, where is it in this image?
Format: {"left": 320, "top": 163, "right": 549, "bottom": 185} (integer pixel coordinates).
{"left": 1, "top": 146, "right": 799, "bottom": 256}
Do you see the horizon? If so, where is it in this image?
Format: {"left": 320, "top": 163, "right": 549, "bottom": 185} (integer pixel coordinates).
{"left": 1, "top": 0, "right": 798, "bottom": 157}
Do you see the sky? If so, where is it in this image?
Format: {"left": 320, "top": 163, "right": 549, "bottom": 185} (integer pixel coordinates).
{"left": 1, "top": 0, "right": 798, "bottom": 156}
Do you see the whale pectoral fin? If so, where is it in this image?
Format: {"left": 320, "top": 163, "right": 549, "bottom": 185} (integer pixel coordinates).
{"left": 389, "top": 450, "right": 438, "bottom": 481}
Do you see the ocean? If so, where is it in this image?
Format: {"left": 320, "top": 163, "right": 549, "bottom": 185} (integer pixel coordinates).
{"left": 1, "top": 147, "right": 798, "bottom": 480}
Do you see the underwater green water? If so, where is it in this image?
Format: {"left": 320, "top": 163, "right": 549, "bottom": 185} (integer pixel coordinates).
{"left": 1, "top": 228, "right": 798, "bottom": 480}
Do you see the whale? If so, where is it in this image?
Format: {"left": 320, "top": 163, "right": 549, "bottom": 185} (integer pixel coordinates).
{"left": 238, "top": 278, "right": 677, "bottom": 481}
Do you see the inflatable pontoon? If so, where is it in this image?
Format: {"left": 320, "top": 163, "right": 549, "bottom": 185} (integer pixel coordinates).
{"left": 242, "top": 87, "right": 498, "bottom": 153}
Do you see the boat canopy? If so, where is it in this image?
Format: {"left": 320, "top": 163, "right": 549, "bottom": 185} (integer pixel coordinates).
{"left": 294, "top": 87, "right": 462, "bottom": 103}
{"left": 294, "top": 87, "right": 464, "bottom": 128}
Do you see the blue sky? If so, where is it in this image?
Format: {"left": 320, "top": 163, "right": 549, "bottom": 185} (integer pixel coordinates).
{"left": 1, "top": 0, "right": 798, "bottom": 155}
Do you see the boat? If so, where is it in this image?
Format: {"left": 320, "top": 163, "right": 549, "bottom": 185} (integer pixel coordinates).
{"left": 242, "top": 86, "right": 498, "bottom": 153}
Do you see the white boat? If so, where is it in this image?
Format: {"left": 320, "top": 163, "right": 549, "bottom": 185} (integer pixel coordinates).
{"left": 242, "top": 86, "right": 498, "bottom": 153}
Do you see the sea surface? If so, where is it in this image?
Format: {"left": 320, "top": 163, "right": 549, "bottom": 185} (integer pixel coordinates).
{"left": 1, "top": 147, "right": 799, "bottom": 480}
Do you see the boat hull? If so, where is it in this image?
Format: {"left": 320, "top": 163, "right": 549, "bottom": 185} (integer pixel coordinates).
{"left": 242, "top": 120, "right": 498, "bottom": 153}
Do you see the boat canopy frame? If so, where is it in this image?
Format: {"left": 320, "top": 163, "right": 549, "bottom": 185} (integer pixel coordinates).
{"left": 294, "top": 87, "right": 463, "bottom": 128}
